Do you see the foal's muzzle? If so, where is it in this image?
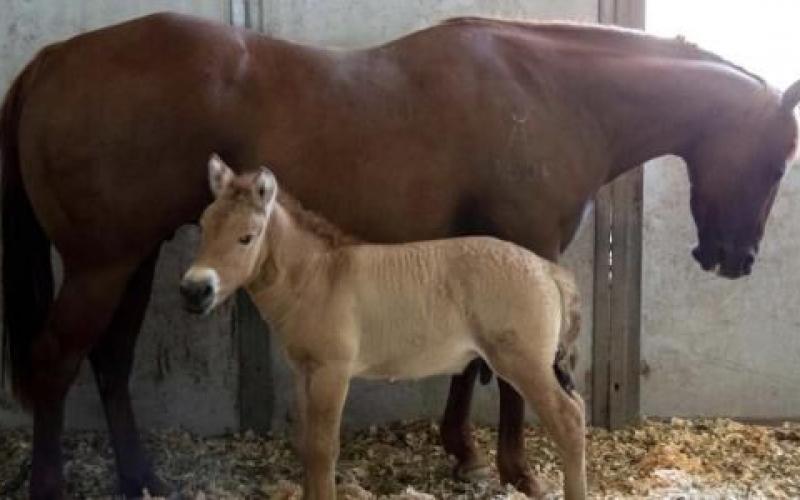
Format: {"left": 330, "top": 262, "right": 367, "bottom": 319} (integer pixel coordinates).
{"left": 180, "top": 273, "right": 216, "bottom": 314}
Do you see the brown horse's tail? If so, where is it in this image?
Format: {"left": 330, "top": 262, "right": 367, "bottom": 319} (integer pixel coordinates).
{"left": 1, "top": 50, "right": 55, "bottom": 406}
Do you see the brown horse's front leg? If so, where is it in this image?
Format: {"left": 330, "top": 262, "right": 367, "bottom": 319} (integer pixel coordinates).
{"left": 299, "top": 364, "right": 349, "bottom": 500}
{"left": 497, "top": 379, "right": 543, "bottom": 496}
{"left": 29, "top": 266, "right": 134, "bottom": 500}
{"left": 30, "top": 384, "right": 69, "bottom": 500}
{"left": 440, "top": 359, "right": 489, "bottom": 480}
{"left": 89, "top": 252, "right": 170, "bottom": 498}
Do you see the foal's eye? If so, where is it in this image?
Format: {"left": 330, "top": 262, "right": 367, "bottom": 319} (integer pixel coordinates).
{"left": 239, "top": 234, "right": 253, "bottom": 245}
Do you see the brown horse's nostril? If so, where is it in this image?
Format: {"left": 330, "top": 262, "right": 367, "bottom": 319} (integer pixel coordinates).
{"left": 716, "top": 244, "right": 757, "bottom": 279}
{"left": 742, "top": 252, "right": 755, "bottom": 275}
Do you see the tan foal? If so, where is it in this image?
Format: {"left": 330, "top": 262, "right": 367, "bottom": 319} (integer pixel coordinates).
{"left": 180, "top": 154, "right": 587, "bottom": 500}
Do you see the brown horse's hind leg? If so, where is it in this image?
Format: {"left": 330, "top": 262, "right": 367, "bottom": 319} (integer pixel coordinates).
{"left": 88, "top": 250, "right": 170, "bottom": 498}
{"left": 440, "top": 359, "right": 489, "bottom": 480}
{"left": 497, "top": 379, "right": 542, "bottom": 496}
{"left": 29, "top": 264, "right": 134, "bottom": 500}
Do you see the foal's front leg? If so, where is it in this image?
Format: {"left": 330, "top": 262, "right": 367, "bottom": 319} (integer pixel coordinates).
{"left": 298, "top": 364, "right": 350, "bottom": 500}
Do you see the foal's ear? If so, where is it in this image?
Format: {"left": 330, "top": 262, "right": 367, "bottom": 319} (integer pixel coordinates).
{"left": 253, "top": 167, "right": 278, "bottom": 210}
{"left": 208, "top": 153, "right": 233, "bottom": 198}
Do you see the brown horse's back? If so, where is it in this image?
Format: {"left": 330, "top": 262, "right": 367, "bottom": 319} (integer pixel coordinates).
{"left": 17, "top": 12, "right": 607, "bottom": 274}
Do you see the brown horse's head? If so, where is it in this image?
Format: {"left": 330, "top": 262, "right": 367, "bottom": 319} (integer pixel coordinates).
{"left": 685, "top": 81, "right": 800, "bottom": 278}
{"left": 181, "top": 154, "right": 277, "bottom": 314}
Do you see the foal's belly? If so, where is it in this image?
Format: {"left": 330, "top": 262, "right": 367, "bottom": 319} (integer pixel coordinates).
{"left": 352, "top": 325, "right": 480, "bottom": 381}
{"left": 355, "top": 347, "right": 478, "bottom": 381}
{"left": 348, "top": 268, "right": 483, "bottom": 381}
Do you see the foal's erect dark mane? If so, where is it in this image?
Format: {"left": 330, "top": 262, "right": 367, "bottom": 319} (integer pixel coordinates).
{"left": 277, "top": 191, "right": 361, "bottom": 248}
{"left": 443, "top": 16, "right": 766, "bottom": 86}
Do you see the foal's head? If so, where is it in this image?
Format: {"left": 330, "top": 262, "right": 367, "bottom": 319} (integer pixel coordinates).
{"left": 180, "top": 154, "right": 278, "bottom": 314}
{"left": 685, "top": 80, "right": 800, "bottom": 278}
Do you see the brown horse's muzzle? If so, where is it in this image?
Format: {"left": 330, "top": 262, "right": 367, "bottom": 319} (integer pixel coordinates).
{"left": 692, "top": 242, "right": 756, "bottom": 279}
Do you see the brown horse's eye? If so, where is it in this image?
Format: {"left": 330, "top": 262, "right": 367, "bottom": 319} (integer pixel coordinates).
{"left": 239, "top": 234, "right": 253, "bottom": 245}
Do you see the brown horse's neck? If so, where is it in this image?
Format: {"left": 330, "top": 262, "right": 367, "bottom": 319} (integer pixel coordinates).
{"left": 596, "top": 66, "right": 769, "bottom": 181}
{"left": 550, "top": 30, "right": 773, "bottom": 180}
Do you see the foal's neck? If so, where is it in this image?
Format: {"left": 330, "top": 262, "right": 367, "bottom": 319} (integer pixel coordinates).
{"left": 247, "top": 201, "right": 341, "bottom": 325}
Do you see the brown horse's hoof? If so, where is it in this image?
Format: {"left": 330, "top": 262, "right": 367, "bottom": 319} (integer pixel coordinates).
{"left": 120, "top": 473, "right": 173, "bottom": 499}
{"left": 30, "top": 491, "right": 70, "bottom": 500}
{"left": 29, "top": 468, "right": 68, "bottom": 500}
{"left": 505, "top": 471, "right": 551, "bottom": 498}
{"left": 453, "top": 457, "right": 491, "bottom": 482}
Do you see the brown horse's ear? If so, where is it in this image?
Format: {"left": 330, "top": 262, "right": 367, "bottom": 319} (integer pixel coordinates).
{"left": 208, "top": 153, "right": 233, "bottom": 198}
{"left": 781, "top": 79, "right": 800, "bottom": 112}
{"left": 253, "top": 166, "right": 278, "bottom": 211}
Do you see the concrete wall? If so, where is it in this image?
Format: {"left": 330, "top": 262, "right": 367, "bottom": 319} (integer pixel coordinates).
{"left": 641, "top": 154, "right": 800, "bottom": 419}
{"left": 0, "top": 0, "right": 238, "bottom": 434}
{"left": 1, "top": 0, "right": 600, "bottom": 434}
{"left": 250, "top": 0, "right": 600, "bottom": 431}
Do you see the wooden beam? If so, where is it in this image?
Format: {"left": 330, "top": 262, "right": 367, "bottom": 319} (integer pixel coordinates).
{"left": 593, "top": 0, "right": 645, "bottom": 430}
{"left": 229, "top": 0, "right": 263, "bottom": 30}
{"left": 608, "top": 170, "right": 643, "bottom": 429}
{"left": 592, "top": 186, "right": 613, "bottom": 427}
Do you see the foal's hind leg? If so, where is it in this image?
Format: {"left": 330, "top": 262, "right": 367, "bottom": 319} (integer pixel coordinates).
{"left": 493, "top": 357, "right": 586, "bottom": 500}
{"left": 497, "top": 379, "right": 543, "bottom": 495}
{"left": 88, "top": 250, "right": 170, "bottom": 497}
{"left": 29, "top": 264, "right": 135, "bottom": 500}
{"left": 521, "top": 375, "right": 586, "bottom": 500}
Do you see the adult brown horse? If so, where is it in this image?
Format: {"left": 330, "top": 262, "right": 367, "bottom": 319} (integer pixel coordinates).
{"left": 1, "top": 13, "right": 798, "bottom": 499}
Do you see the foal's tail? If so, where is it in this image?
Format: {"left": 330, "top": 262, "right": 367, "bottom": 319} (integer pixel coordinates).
{"left": 0, "top": 49, "right": 55, "bottom": 406}
{"left": 550, "top": 264, "right": 581, "bottom": 394}
{"left": 551, "top": 264, "right": 581, "bottom": 348}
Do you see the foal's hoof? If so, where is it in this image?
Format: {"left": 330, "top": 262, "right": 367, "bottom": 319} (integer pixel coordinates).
{"left": 453, "top": 458, "right": 491, "bottom": 482}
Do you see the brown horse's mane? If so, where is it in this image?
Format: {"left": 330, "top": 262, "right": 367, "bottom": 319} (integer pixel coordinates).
{"left": 442, "top": 16, "right": 766, "bottom": 86}
{"left": 277, "top": 191, "right": 361, "bottom": 248}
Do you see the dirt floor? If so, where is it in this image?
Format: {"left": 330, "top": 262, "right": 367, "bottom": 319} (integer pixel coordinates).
{"left": 1, "top": 418, "right": 799, "bottom": 499}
